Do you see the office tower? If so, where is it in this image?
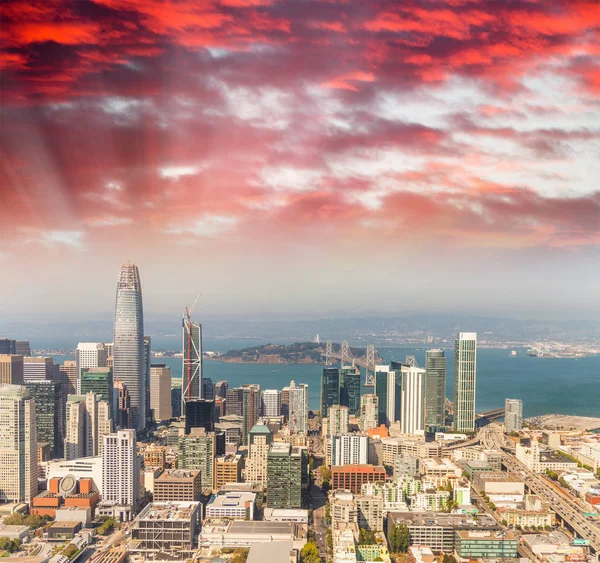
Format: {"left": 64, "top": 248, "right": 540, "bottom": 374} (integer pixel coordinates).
{"left": 374, "top": 367, "right": 390, "bottom": 426}
{"left": 321, "top": 367, "right": 340, "bottom": 419}
{"left": 360, "top": 394, "right": 379, "bottom": 432}
{"left": 76, "top": 343, "right": 107, "bottom": 392}
{"left": 331, "top": 435, "right": 369, "bottom": 466}
{"left": 288, "top": 381, "right": 309, "bottom": 434}
{"left": 149, "top": 364, "right": 172, "bottom": 423}
{"left": 245, "top": 423, "right": 273, "bottom": 485}
{"left": 24, "top": 380, "right": 63, "bottom": 458}
{"left": 182, "top": 314, "right": 202, "bottom": 416}
{"left": 64, "top": 400, "right": 86, "bottom": 460}
{"left": 0, "top": 339, "right": 16, "bottom": 354}
{"left": 114, "top": 379, "right": 131, "bottom": 428}
{"left": 400, "top": 365, "right": 426, "bottom": 436}
{"left": 80, "top": 367, "right": 113, "bottom": 416}
{"left": 65, "top": 393, "right": 112, "bottom": 459}
{"left": 242, "top": 384, "right": 261, "bottom": 430}
{"left": 202, "top": 378, "right": 215, "bottom": 401}
{"left": 15, "top": 341, "right": 31, "bottom": 356}
{"left": 0, "top": 354, "right": 24, "bottom": 385}
{"left": 267, "top": 443, "right": 306, "bottom": 509}
{"left": 171, "top": 384, "right": 182, "bottom": 418}
{"left": 105, "top": 342, "right": 114, "bottom": 358}
{"left": 425, "top": 349, "right": 446, "bottom": 428}
{"left": 23, "top": 356, "right": 54, "bottom": 382}
{"left": 261, "top": 389, "right": 281, "bottom": 417}
{"left": 215, "top": 454, "right": 243, "bottom": 489}
{"left": 102, "top": 429, "right": 140, "bottom": 520}
{"left": 340, "top": 368, "right": 361, "bottom": 417}
{"left": 59, "top": 360, "right": 77, "bottom": 396}
{"left": 214, "top": 381, "right": 228, "bottom": 399}
{"left": 113, "top": 262, "right": 145, "bottom": 431}
{"left": 184, "top": 399, "right": 215, "bottom": 434}
{"left": 144, "top": 336, "right": 151, "bottom": 427}
{"left": 214, "top": 397, "right": 225, "bottom": 419}
{"left": 280, "top": 387, "right": 290, "bottom": 420}
{"left": 0, "top": 385, "right": 38, "bottom": 503}
{"left": 328, "top": 405, "right": 349, "bottom": 435}
{"left": 226, "top": 388, "right": 251, "bottom": 445}
{"left": 178, "top": 428, "right": 216, "bottom": 490}
{"left": 505, "top": 399, "right": 523, "bottom": 433}
{"left": 453, "top": 332, "right": 477, "bottom": 433}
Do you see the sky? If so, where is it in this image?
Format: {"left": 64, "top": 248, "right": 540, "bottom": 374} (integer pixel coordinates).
{"left": 1, "top": 0, "right": 599, "bottom": 321}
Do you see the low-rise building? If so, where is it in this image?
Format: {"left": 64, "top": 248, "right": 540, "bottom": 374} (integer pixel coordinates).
{"left": 263, "top": 508, "right": 309, "bottom": 524}
{"left": 129, "top": 502, "right": 201, "bottom": 561}
{"left": 454, "top": 530, "right": 518, "bottom": 559}
{"left": 411, "top": 490, "right": 451, "bottom": 512}
{"left": 502, "top": 508, "right": 555, "bottom": 528}
{"left": 332, "top": 465, "right": 386, "bottom": 494}
{"left": 247, "top": 540, "right": 298, "bottom": 563}
{"left": 205, "top": 492, "right": 256, "bottom": 520}
{"left": 215, "top": 454, "right": 244, "bottom": 490}
{"left": 420, "top": 458, "right": 462, "bottom": 480}
{"left": 516, "top": 441, "right": 579, "bottom": 474}
{"left": 473, "top": 473, "right": 525, "bottom": 496}
{"left": 0, "top": 524, "right": 30, "bottom": 542}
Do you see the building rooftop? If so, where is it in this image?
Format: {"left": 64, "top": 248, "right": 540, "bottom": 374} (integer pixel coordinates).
{"left": 332, "top": 464, "right": 386, "bottom": 473}
{"left": 135, "top": 501, "right": 199, "bottom": 522}
{"left": 207, "top": 492, "right": 256, "bottom": 509}
{"left": 388, "top": 512, "right": 499, "bottom": 529}
{"left": 229, "top": 521, "right": 297, "bottom": 536}
{"left": 155, "top": 469, "right": 200, "bottom": 481}
{"left": 250, "top": 424, "right": 272, "bottom": 435}
{"left": 270, "top": 442, "right": 291, "bottom": 454}
{"left": 247, "top": 540, "right": 294, "bottom": 563}
{"left": 476, "top": 473, "right": 524, "bottom": 483}
{"left": 456, "top": 530, "right": 517, "bottom": 540}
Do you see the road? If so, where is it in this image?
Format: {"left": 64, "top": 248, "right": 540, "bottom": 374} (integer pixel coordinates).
{"left": 310, "top": 483, "right": 328, "bottom": 559}
{"left": 481, "top": 424, "right": 600, "bottom": 553}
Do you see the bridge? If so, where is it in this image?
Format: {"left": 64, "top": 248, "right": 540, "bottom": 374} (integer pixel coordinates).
{"left": 322, "top": 340, "right": 378, "bottom": 385}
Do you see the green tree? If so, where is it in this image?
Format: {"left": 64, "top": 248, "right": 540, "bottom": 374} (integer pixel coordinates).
{"left": 232, "top": 548, "right": 249, "bottom": 563}
{"left": 326, "top": 528, "right": 333, "bottom": 550}
{"left": 325, "top": 499, "right": 331, "bottom": 525}
{"left": 0, "top": 537, "right": 22, "bottom": 554}
{"left": 321, "top": 466, "right": 331, "bottom": 489}
{"left": 389, "top": 523, "right": 410, "bottom": 553}
{"left": 300, "top": 541, "right": 321, "bottom": 563}
{"left": 358, "top": 528, "right": 376, "bottom": 545}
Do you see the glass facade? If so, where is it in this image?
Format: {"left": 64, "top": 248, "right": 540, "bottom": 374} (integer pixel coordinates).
{"left": 425, "top": 349, "right": 446, "bottom": 427}
{"left": 182, "top": 320, "right": 202, "bottom": 416}
{"left": 453, "top": 333, "right": 477, "bottom": 433}
{"left": 320, "top": 367, "right": 340, "bottom": 419}
{"left": 340, "top": 368, "right": 361, "bottom": 417}
{"left": 25, "top": 380, "right": 62, "bottom": 457}
{"left": 113, "top": 263, "right": 145, "bottom": 430}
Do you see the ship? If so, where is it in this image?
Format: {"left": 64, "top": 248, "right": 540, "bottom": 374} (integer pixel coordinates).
{"left": 510, "top": 350, "right": 517, "bottom": 356}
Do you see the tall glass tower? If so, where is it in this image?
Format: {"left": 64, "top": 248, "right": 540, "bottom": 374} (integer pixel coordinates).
{"left": 425, "top": 349, "right": 446, "bottom": 428}
{"left": 320, "top": 367, "right": 340, "bottom": 419}
{"left": 182, "top": 317, "right": 202, "bottom": 416}
{"left": 113, "top": 262, "right": 145, "bottom": 431}
{"left": 453, "top": 332, "right": 477, "bottom": 433}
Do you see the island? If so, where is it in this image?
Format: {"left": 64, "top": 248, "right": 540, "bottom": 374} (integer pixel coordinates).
{"left": 212, "top": 342, "right": 325, "bottom": 364}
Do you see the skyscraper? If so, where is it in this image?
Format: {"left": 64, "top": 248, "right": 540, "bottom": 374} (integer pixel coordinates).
{"left": 340, "top": 368, "right": 361, "bottom": 417}
{"left": 202, "top": 378, "right": 215, "bottom": 400}
{"left": 453, "top": 332, "right": 477, "bottom": 433}
{"left": 113, "top": 262, "right": 145, "bottom": 431}
{"left": 15, "top": 341, "right": 31, "bottom": 356}
{"left": 245, "top": 423, "right": 273, "bottom": 485}
{"left": 288, "top": 381, "right": 308, "bottom": 434}
{"left": 328, "top": 405, "right": 349, "bottom": 436}
{"left": 261, "top": 389, "right": 281, "bottom": 417}
{"left": 0, "top": 354, "right": 24, "bottom": 385}
{"left": 178, "top": 428, "right": 216, "bottom": 490}
{"left": 150, "top": 364, "right": 172, "bottom": 423}
{"left": 114, "top": 379, "right": 131, "bottom": 428}
{"left": 214, "top": 381, "right": 228, "bottom": 399}
{"left": 102, "top": 429, "right": 140, "bottom": 521}
{"left": 184, "top": 399, "right": 215, "bottom": 434}
{"left": 267, "top": 443, "right": 306, "bottom": 509}
{"left": 23, "top": 356, "right": 54, "bottom": 382}
{"left": 59, "top": 361, "right": 77, "bottom": 400}
{"left": 226, "top": 387, "right": 251, "bottom": 444}
{"left": 76, "top": 343, "right": 107, "bottom": 392}
{"left": 65, "top": 392, "right": 112, "bottom": 459}
{"left": 80, "top": 367, "right": 113, "bottom": 415}
{"left": 399, "top": 365, "right": 426, "bottom": 436}
{"left": 505, "top": 398, "right": 523, "bottom": 433}
{"left": 144, "top": 336, "right": 151, "bottom": 427}
{"left": 425, "top": 349, "right": 446, "bottom": 428}
{"left": 182, "top": 314, "right": 202, "bottom": 416}
{"left": 241, "top": 384, "right": 261, "bottom": 431}
{"left": 0, "top": 339, "right": 16, "bottom": 354}
{"left": 374, "top": 368, "right": 388, "bottom": 426}
{"left": 0, "top": 385, "right": 38, "bottom": 503}
{"left": 24, "top": 380, "right": 63, "bottom": 458}
{"left": 360, "top": 394, "right": 379, "bottom": 432}
{"left": 320, "top": 367, "right": 340, "bottom": 419}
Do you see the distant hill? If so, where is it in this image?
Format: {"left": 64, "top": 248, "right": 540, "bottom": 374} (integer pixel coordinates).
{"left": 217, "top": 342, "right": 324, "bottom": 364}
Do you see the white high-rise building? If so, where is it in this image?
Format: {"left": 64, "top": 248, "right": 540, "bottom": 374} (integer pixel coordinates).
{"left": 453, "top": 332, "right": 477, "bottom": 433}
{"left": 0, "top": 385, "right": 38, "bottom": 503}
{"left": 113, "top": 262, "right": 145, "bottom": 431}
{"left": 261, "top": 389, "right": 281, "bottom": 417}
{"left": 328, "top": 405, "right": 349, "bottom": 436}
{"left": 150, "top": 364, "right": 172, "bottom": 422}
{"left": 65, "top": 393, "right": 112, "bottom": 460}
{"left": 76, "top": 343, "right": 107, "bottom": 391}
{"left": 245, "top": 422, "right": 273, "bottom": 485}
{"left": 22, "top": 356, "right": 54, "bottom": 382}
{"left": 400, "top": 365, "right": 426, "bottom": 436}
{"left": 287, "top": 381, "right": 308, "bottom": 434}
{"left": 505, "top": 398, "right": 523, "bottom": 433}
{"left": 331, "top": 435, "right": 369, "bottom": 466}
{"left": 360, "top": 394, "right": 379, "bottom": 432}
{"left": 102, "top": 429, "right": 140, "bottom": 521}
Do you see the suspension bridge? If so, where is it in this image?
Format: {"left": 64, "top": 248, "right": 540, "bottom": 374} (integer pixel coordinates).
{"left": 322, "top": 340, "right": 379, "bottom": 386}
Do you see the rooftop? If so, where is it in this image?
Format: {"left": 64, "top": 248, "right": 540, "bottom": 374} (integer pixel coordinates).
{"left": 135, "top": 501, "right": 199, "bottom": 522}
{"left": 207, "top": 492, "right": 256, "bottom": 509}
{"left": 332, "top": 464, "right": 386, "bottom": 473}
{"left": 456, "top": 530, "right": 518, "bottom": 540}
{"left": 389, "top": 512, "right": 499, "bottom": 529}
{"left": 247, "top": 540, "right": 294, "bottom": 563}
{"left": 155, "top": 469, "right": 200, "bottom": 481}
{"left": 476, "top": 473, "right": 524, "bottom": 483}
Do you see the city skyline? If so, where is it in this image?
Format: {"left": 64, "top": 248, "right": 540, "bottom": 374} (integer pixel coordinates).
{"left": 1, "top": 1, "right": 599, "bottom": 321}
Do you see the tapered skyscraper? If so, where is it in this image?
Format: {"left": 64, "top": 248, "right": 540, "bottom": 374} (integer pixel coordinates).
{"left": 453, "top": 332, "right": 477, "bottom": 433}
{"left": 113, "top": 262, "right": 145, "bottom": 431}
{"left": 425, "top": 349, "right": 446, "bottom": 428}
{"left": 182, "top": 312, "right": 202, "bottom": 416}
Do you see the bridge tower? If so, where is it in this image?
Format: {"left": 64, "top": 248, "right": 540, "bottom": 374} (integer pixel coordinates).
{"left": 341, "top": 340, "right": 351, "bottom": 368}
{"left": 325, "top": 340, "right": 333, "bottom": 366}
{"left": 364, "top": 344, "right": 376, "bottom": 386}
{"left": 404, "top": 355, "right": 418, "bottom": 367}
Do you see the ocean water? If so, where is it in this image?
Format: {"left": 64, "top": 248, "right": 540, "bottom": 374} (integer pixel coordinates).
{"left": 54, "top": 346, "right": 600, "bottom": 418}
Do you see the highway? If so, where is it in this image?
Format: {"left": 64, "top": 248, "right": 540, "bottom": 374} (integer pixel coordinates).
{"left": 481, "top": 425, "right": 600, "bottom": 553}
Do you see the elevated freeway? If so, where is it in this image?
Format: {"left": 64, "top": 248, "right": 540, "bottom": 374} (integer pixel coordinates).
{"left": 481, "top": 425, "right": 600, "bottom": 553}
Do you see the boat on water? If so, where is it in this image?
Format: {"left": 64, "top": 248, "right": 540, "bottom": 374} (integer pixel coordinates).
{"left": 511, "top": 350, "right": 517, "bottom": 356}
